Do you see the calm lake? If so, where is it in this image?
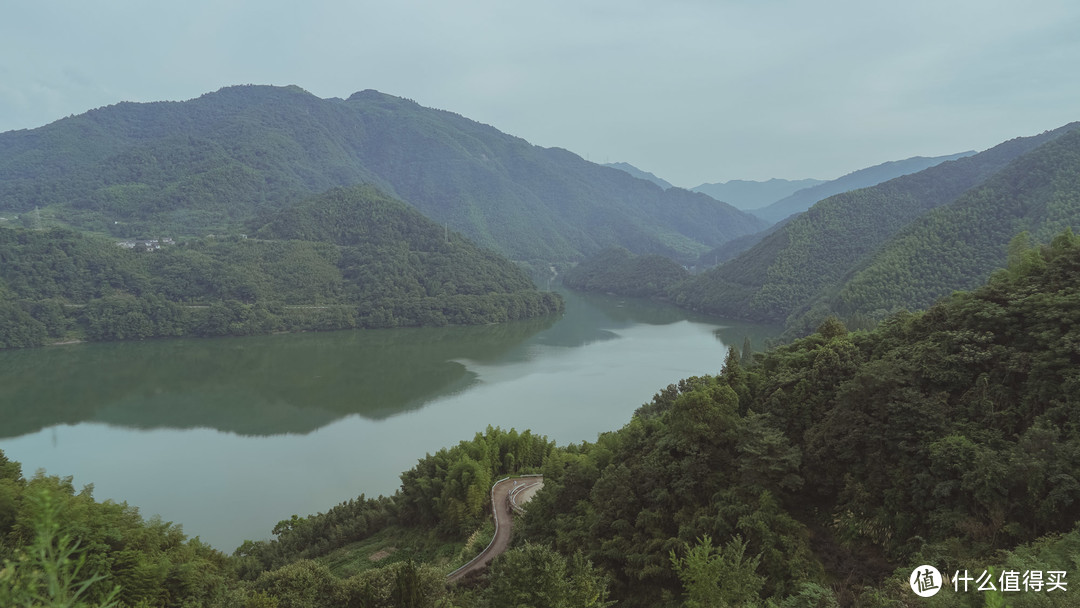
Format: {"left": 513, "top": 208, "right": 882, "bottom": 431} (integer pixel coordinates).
{"left": 0, "top": 289, "right": 778, "bottom": 551}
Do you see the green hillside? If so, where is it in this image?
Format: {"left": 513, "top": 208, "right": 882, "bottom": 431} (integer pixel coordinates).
{"left": 563, "top": 247, "right": 690, "bottom": 298}
{"left": 522, "top": 229, "right": 1080, "bottom": 606}
{"left": 0, "top": 185, "right": 562, "bottom": 349}
{"left": 0, "top": 85, "right": 766, "bottom": 263}
{"left": 603, "top": 162, "right": 675, "bottom": 189}
{"left": 5, "top": 230, "right": 1080, "bottom": 606}
{"left": 671, "top": 122, "right": 1079, "bottom": 325}
{"left": 749, "top": 151, "right": 975, "bottom": 223}
{"left": 818, "top": 127, "right": 1080, "bottom": 326}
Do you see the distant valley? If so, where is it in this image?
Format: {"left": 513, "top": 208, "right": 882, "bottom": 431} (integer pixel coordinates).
{"left": 746, "top": 151, "right": 976, "bottom": 223}
{"left": 569, "top": 122, "right": 1080, "bottom": 337}
{"left": 691, "top": 177, "right": 826, "bottom": 211}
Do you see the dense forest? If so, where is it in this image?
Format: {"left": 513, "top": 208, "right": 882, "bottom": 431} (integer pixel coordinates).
{"left": 563, "top": 247, "right": 690, "bottom": 298}
{"left": 665, "top": 123, "right": 1080, "bottom": 331}
{"left": 807, "top": 128, "right": 1080, "bottom": 333}
{"left": 4, "top": 229, "right": 1079, "bottom": 607}
{"left": 0, "top": 185, "right": 562, "bottom": 350}
{"left": 0, "top": 85, "right": 766, "bottom": 263}
{"left": 746, "top": 152, "right": 975, "bottom": 224}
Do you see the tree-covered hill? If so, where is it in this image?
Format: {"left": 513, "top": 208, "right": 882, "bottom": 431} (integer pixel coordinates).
{"left": 563, "top": 247, "right": 690, "bottom": 298}
{"left": 0, "top": 85, "right": 767, "bottom": 263}
{"left": 670, "top": 122, "right": 1079, "bottom": 325}
{"left": 811, "top": 127, "right": 1080, "bottom": 329}
{"left": 6, "top": 230, "right": 1080, "bottom": 607}
{"left": 695, "top": 216, "right": 793, "bottom": 269}
{"left": 603, "top": 162, "right": 675, "bottom": 190}
{"left": 0, "top": 185, "right": 562, "bottom": 349}
{"left": 521, "top": 229, "right": 1080, "bottom": 606}
{"left": 749, "top": 151, "right": 976, "bottom": 223}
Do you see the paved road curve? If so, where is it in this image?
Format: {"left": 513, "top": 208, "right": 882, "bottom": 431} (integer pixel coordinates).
{"left": 447, "top": 475, "right": 543, "bottom": 583}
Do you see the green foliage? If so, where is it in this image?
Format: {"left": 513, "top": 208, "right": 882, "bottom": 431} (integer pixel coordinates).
{"left": 235, "top": 495, "right": 397, "bottom": 577}
{"left": 252, "top": 560, "right": 349, "bottom": 608}
{"left": 0, "top": 185, "right": 564, "bottom": 350}
{"left": 0, "top": 452, "right": 230, "bottom": 607}
{"left": 486, "top": 543, "right": 615, "bottom": 608}
{"left": 669, "top": 534, "right": 764, "bottom": 608}
{"left": 5, "top": 226, "right": 1080, "bottom": 605}
{"left": 399, "top": 427, "right": 554, "bottom": 535}
{"left": 521, "top": 228, "right": 1080, "bottom": 605}
{"left": 776, "top": 583, "right": 840, "bottom": 608}
{"left": 521, "top": 375, "right": 816, "bottom": 606}
{"left": 252, "top": 555, "right": 448, "bottom": 608}
{"left": 670, "top": 123, "right": 1080, "bottom": 327}
{"left": 563, "top": 247, "right": 690, "bottom": 298}
{"left": 0, "top": 84, "right": 766, "bottom": 262}
{"left": 820, "top": 128, "right": 1080, "bottom": 327}
{"left": 0, "top": 487, "right": 120, "bottom": 608}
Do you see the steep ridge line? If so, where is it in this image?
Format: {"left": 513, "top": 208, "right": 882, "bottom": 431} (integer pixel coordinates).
{"left": 447, "top": 475, "right": 543, "bottom": 583}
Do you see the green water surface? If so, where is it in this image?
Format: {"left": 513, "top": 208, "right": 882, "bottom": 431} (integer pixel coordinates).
{"left": 0, "top": 289, "right": 778, "bottom": 550}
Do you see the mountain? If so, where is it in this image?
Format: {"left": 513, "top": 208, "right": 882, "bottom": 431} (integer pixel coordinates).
{"left": 818, "top": 127, "right": 1080, "bottom": 325}
{"left": 524, "top": 229, "right": 1080, "bottom": 606}
{"left": 6, "top": 230, "right": 1080, "bottom": 606}
{"left": 750, "top": 151, "right": 976, "bottom": 223}
{"left": 670, "top": 123, "right": 1080, "bottom": 326}
{"left": 691, "top": 178, "right": 825, "bottom": 211}
{"left": 695, "top": 217, "right": 793, "bottom": 268}
{"left": 563, "top": 247, "right": 689, "bottom": 298}
{"left": 0, "top": 85, "right": 767, "bottom": 263}
{"left": 602, "top": 161, "right": 674, "bottom": 189}
{"left": 0, "top": 185, "right": 563, "bottom": 349}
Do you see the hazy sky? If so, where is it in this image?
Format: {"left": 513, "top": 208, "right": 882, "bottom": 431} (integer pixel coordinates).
{"left": 2, "top": 1, "right": 1078, "bottom": 187}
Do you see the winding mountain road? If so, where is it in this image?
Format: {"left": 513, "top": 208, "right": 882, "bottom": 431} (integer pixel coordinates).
{"left": 447, "top": 475, "right": 543, "bottom": 583}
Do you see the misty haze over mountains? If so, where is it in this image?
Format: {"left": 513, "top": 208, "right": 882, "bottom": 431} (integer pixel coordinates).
{"left": 0, "top": 85, "right": 766, "bottom": 264}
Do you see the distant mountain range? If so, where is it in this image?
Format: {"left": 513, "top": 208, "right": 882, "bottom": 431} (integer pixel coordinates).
{"left": 602, "top": 162, "right": 674, "bottom": 189}
{"left": 824, "top": 127, "right": 1080, "bottom": 324}
{"left": 0, "top": 85, "right": 766, "bottom": 263}
{"left": 687, "top": 153, "right": 975, "bottom": 267}
{"left": 616, "top": 154, "right": 978, "bottom": 226}
{"left": 670, "top": 123, "right": 1080, "bottom": 331}
{"left": 748, "top": 152, "right": 976, "bottom": 223}
{"left": 691, "top": 178, "right": 826, "bottom": 211}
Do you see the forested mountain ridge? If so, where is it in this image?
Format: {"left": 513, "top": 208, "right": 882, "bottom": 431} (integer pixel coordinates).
{"left": 6, "top": 230, "right": 1080, "bottom": 607}
{"left": 670, "top": 122, "right": 1080, "bottom": 325}
{"left": 812, "top": 127, "right": 1080, "bottom": 328}
{"left": 749, "top": 151, "right": 976, "bottom": 223}
{"left": 0, "top": 85, "right": 767, "bottom": 262}
{"left": 0, "top": 185, "right": 562, "bottom": 349}
{"left": 563, "top": 247, "right": 690, "bottom": 298}
{"left": 603, "top": 162, "right": 674, "bottom": 190}
{"left": 691, "top": 177, "right": 826, "bottom": 211}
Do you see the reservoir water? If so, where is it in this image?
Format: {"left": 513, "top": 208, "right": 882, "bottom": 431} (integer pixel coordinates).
{"left": 0, "top": 289, "right": 778, "bottom": 551}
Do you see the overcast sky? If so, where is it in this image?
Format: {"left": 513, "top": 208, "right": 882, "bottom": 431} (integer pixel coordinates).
{"left": 2, "top": 1, "right": 1078, "bottom": 187}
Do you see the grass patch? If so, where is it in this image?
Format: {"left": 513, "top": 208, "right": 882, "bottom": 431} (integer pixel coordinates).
{"left": 318, "top": 525, "right": 467, "bottom": 578}
{"left": 317, "top": 519, "right": 498, "bottom": 579}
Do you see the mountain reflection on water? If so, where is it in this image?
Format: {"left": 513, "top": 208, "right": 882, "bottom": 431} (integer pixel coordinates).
{"left": 0, "top": 290, "right": 777, "bottom": 439}
{"left": 0, "top": 288, "right": 780, "bottom": 550}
